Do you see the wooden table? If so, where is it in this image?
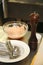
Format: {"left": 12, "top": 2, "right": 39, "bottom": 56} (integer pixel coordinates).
{"left": 31, "top": 35, "right": 43, "bottom": 65}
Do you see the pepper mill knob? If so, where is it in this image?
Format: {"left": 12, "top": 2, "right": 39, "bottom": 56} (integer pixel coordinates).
{"left": 29, "top": 12, "right": 39, "bottom": 51}
{"left": 29, "top": 12, "right": 39, "bottom": 24}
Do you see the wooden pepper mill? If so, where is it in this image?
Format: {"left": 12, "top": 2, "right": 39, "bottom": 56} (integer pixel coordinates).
{"left": 29, "top": 12, "right": 39, "bottom": 51}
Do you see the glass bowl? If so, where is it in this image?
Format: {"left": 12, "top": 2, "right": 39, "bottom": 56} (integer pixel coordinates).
{"left": 3, "top": 21, "right": 28, "bottom": 39}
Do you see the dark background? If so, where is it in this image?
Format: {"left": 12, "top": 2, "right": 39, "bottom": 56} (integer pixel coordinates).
{"left": 0, "top": 0, "right": 43, "bottom": 33}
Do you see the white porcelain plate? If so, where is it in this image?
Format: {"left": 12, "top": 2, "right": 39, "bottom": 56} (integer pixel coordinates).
{"left": 0, "top": 40, "right": 30, "bottom": 63}
{"left": 36, "top": 33, "right": 42, "bottom": 44}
